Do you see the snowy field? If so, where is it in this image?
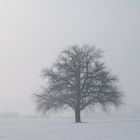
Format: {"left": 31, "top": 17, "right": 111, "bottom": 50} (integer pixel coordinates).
{"left": 0, "top": 117, "right": 140, "bottom": 140}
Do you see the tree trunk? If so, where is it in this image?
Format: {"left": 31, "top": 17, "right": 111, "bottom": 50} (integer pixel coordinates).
{"left": 75, "top": 109, "right": 81, "bottom": 123}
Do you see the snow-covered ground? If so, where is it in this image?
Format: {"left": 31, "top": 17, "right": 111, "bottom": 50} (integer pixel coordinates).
{"left": 0, "top": 117, "right": 140, "bottom": 140}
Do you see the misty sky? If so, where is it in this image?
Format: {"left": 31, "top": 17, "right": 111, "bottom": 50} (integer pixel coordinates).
{"left": 0, "top": 0, "right": 140, "bottom": 115}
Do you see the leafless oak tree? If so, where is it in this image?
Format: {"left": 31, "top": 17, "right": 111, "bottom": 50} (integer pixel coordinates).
{"left": 34, "top": 45, "right": 123, "bottom": 123}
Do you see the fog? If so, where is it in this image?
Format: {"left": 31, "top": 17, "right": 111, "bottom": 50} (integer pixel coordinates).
{"left": 0, "top": 0, "right": 140, "bottom": 116}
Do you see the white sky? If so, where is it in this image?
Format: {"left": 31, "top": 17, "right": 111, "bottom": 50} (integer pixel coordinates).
{"left": 0, "top": 0, "right": 140, "bottom": 115}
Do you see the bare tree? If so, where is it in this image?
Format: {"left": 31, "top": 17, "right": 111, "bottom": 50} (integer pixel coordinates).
{"left": 34, "top": 45, "right": 123, "bottom": 123}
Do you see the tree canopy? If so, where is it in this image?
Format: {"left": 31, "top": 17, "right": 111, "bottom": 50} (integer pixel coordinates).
{"left": 34, "top": 44, "right": 123, "bottom": 122}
